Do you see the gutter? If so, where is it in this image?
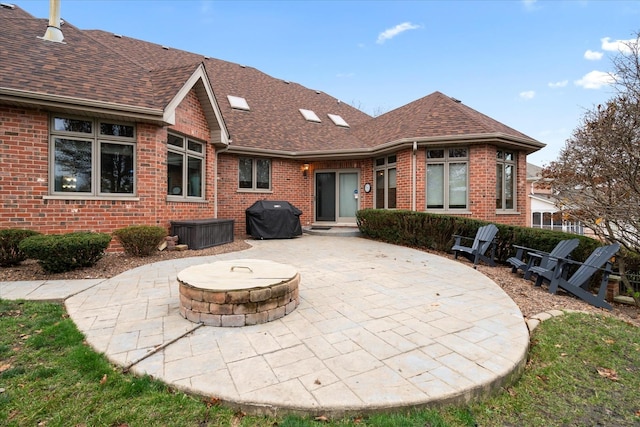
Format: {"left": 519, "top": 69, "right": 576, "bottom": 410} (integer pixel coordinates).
{"left": 0, "top": 87, "right": 167, "bottom": 124}
{"left": 224, "top": 132, "right": 546, "bottom": 160}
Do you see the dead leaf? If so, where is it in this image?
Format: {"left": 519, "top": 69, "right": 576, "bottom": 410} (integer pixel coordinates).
{"left": 315, "top": 415, "right": 329, "bottom": 422}
{"left": 314, "top": 379, "right": 321, "bottom": 385}
{"left": 0, "top": 363, "right": 12, "bottom": 373}
{"left": 560, "top": 353, "right": 568, "bottom": 357}
{"left": 205, "top": 396, "right": 220, "bottom": 407}
{"left": 596, "top": 367, "right": 619, "bottom": 381}
{"left": 100, "top": 374, "right": 107, "bottom": 385}
{"left": 554, "top": 344, "right": 562, "bottom": 348}
{"left": 603, "top": 339, "right": 615, "bottom": 344}
{"left": 634, "top": 409, "right": 640, "bottom": 417}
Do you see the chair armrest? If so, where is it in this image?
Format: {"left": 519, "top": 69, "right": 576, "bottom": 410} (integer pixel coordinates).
{"left": 452, "top": 234, "right": 474, "bottom": 241}
{"left": 547, "top": 256, "right": 615, "bottom": 279}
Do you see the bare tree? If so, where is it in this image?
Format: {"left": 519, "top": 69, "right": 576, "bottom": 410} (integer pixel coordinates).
{"left": 543, "top": 32, "right": 640, "bottom": 304}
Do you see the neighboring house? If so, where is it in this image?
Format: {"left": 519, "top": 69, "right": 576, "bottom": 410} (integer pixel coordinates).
{"left": 526, "top": 163, "right": 583, "bottom": 234}
{"left": 0, "top": 4, "right": 545, "bottom": 249}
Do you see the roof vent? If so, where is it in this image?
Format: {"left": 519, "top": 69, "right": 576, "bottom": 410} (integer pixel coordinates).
{"left": 451, "top": 97, "right": 461, "bottom": 103}
{"left": 1, "top": 3, "right": 16, "bottom": 10}
{"left": 227, "top": 95, "right": 250, "bottom": 111}
{"left": 299, "top": 109, "right": 321, "bottom": 123}
{"left": 162, "top": 45, "right": 169, "bottom": 50}
{"left": 39, "top": 0, "right": 64, "bottom": 43}
{"left": 240, "top": 64, "right": 246, "bottom": 68}
{"left": 328, "top": 114, "right": 349, "bottom": 128}
{"left": 114, "top": 34, "right": 122, "bottom": 38}
{"left": 315, "top": 90, "right": 321, "bottom": 94}
{"left": 283, "top": 80, "right": 290, "bottom": 84}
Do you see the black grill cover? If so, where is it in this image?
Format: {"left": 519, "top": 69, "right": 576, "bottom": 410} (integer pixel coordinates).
{"left": 245, "top": 200, "right": 303, "bottom": 239}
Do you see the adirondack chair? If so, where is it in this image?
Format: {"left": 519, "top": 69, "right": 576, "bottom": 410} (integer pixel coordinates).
{"left": 451, "top": 224, "right": 499, "bottom": 268}
{"left": 507, "top": 238, "right": 580, "bottom": 280}
{"left": 544, "top": 243, "right": 620, "bottom": 310}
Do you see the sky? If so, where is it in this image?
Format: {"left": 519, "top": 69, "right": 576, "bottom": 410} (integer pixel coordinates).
{"left": 16, "top": 0, "right": 640, "bottom": 166}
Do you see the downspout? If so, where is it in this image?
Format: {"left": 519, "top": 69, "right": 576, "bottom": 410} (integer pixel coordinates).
{"left": 40, "top": 0, "right": 64, "bottom": 43}
{"left": 214, "top": 142, "right": 231, "bottom": 217}
{"left": 412, "top": 141, "right": 417, "bottom": 211}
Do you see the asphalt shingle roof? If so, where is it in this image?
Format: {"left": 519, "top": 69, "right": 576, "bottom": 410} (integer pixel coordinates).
{"left": 1, "top": 5, "right": 543, "bottom": 155}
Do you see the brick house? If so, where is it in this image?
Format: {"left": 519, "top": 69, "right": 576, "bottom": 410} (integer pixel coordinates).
{"left": 0, "top": 4, "right": 544, "bottom": 249}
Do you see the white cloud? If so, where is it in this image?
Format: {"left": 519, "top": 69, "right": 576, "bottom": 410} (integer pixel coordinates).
{"left": 519, "top": 90, "right": 535, "bottom": 100}
{"left": 584, "top": 50, "right": 603, "bottom": 60}
{"left": 548, "top": 80, "right": 568, "bottom": 88}
{"left": 376, "top": 22, "right": 421, "bottom": 44}
{"left": 601, "top": 37, "right": 636, "bottom": 54}
{"left": 574, "top": 70, "right": 615, "bottom": 89}
{"left": 336, "top": 72, "right": 355, "bottom": 78}
{"left": 522, "top": 0, "right": 539, "bottom": 11}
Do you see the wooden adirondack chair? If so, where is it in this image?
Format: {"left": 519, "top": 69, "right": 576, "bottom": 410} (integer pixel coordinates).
{"left": 507, "top": 238, "right": 580, "bottom": 280}
{"left": 544, "top": 243, "right": 620, "bottom": 310}
{"left": 451, "top": 224, "right": 499, "bottom": 268}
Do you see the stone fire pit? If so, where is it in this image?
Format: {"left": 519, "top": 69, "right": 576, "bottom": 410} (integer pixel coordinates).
{"left": 177, "top": 259, "right": 300, "bottom": 327}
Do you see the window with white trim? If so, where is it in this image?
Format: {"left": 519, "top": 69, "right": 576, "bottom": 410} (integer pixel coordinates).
{"left": 50, "top": 116, "right": 136, "bottom": 196}
{"left": 238, "top": 157, "right": 271, "bottom": 190}
{"left": 374, "top": 155, "right": 397, "bottom": 209}
{"left": 167, "top": 133, "right": 204, "bottom": 199}
{"left": 426, "top": 148, "right": 468, "bottom": 210}
{"left": 496, "top": 150, "right": 516, "bottom": 210}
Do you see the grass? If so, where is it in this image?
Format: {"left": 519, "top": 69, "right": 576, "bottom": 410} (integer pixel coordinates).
{"left": 0, "top": 299, "right": 639, "bottom": 426}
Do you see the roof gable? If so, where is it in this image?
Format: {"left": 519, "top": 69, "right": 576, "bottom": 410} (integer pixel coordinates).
{"left": 353, "top": 91, "right": 543, "bottom": 151}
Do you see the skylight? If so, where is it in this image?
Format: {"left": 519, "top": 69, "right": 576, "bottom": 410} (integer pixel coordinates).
{"left": 227, "top": 95, "right": 250, "bottom": 111}
{"left": 299, "top": 109, "right": 321, "bottom": 123}
{"left": 327, "top": 114, "right": 349, "bottom": 127}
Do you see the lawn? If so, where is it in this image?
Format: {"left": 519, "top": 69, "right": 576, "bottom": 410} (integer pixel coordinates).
{"left": 0, "top": 299, "right": 638, "bottom": 426}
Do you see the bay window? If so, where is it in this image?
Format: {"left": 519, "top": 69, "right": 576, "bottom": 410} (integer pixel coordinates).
{"left": 167, "top": 133, "right": 204, "bottom": 199}
{"left": 496, "top": 150, "right": 516, "bottom": 210}
{"left": 426, "top": 148, "right": 468, "bottom": 210}
{"left": 374, "top": 155, "right": 396, "bottom": 209}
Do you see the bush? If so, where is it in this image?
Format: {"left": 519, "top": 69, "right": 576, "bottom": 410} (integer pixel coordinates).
{"left": 0, "top": 229, "right": 41, "bottom": 267}
{"left": 18, "top": 232, "right": 112, "bottom": 273}
{"left": 356, "top": 209, "right": 602, "bottom": 264}
{"left": 113, "top": 225, "right": 167, "bottom": 257}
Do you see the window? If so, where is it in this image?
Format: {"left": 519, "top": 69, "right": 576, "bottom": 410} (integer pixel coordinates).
{"left": 374, "top": 155, "right": 396, "bottom": 209}
{"left": 496, "top": 150, "right": 516, "bottom": 210}
{"left": 167, "top": 133, "right": 204, "bottom": 198}
{"left": 426, "top": 148, "right": 468, "bottom": 210}
{"left": 51, "top": 116, "right": 135, "bottom": 196}
{"left": 238, "top": 157, "right": 271, "bottom": 190}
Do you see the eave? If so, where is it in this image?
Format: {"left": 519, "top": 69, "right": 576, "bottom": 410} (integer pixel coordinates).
{"left": 225, "top": 132, "right": 546, "bottom": 160}
{"left": 0, "top": 87, "right": 166, "bottom": 125}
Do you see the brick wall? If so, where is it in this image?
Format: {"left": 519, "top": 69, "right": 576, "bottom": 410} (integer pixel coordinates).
{"left": 2, "top": 98, "right": 530, "bottom": 251}
{"left": 0, "top": 90, "right": 222, "bottom": 250}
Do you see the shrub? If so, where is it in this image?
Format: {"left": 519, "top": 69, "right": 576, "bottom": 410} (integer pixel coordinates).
{"left": 113, "top": 225, "right": 167, "bottom": 257}
{"left": 0, "top": 229, "right": 41, "bottom": 267}
{"left": 356, "top": 209, "right": 602, "bottom": 264}
{"left": 18, "top": 232, "right": 112, "bottom": 273}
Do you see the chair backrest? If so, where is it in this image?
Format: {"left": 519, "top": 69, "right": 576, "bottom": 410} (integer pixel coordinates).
{"left": 471, "top": 224, "right": 499, "bottom": 254}
{"left": 569, "top": 243, "right": 621, "bottom": 288}
{"left": 544, "top": 238, "right": 580, "bottom": 270}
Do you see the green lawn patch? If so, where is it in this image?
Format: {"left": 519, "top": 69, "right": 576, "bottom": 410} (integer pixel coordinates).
{"left": 0, "top": 300, "right": 638, "bottom": 426}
